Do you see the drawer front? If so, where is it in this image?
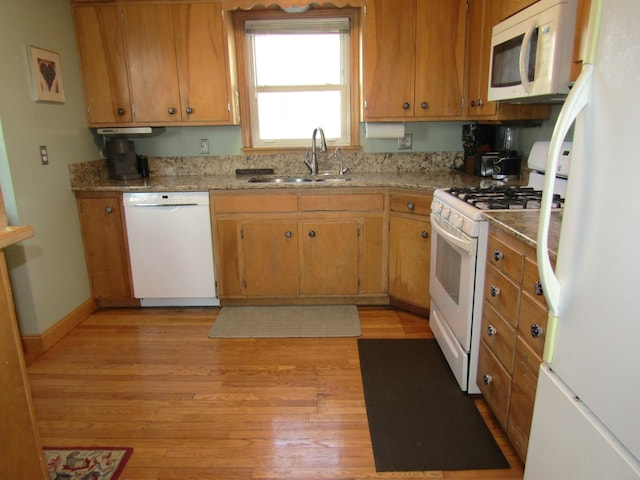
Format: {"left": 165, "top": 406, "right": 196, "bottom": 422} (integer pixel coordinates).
{"left": 481, "top": 302, "right": 517, "bottom": 373}
{"left": 487, "top": 233, "right": 524, "bottom": 282}
{"left": 507, "top": 336, "right": 542, "bottom": 463}
{"left": 212, "top": 193, "right": 298, "bottom": 213}
{"left": 484, "top": 263, "right": 520, "bottom": 322}
{"left": 518, "top": 292, "right": 548, "bottom": 358}
{"left": 522, "top": 256, "right": 551, "bottom": 308}
{"left": 477, "top": 342, "right": 512, "bottom": 431}
{"left": 299, "top": 193, "right": 384, "bottom": 212}
{"left": 389, "top": 192, "right": 432, "bottom": 216}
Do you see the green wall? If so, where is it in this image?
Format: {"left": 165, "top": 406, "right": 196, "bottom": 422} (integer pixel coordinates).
{"left": 0, "top": 0, "right": 96, "bottom": 335}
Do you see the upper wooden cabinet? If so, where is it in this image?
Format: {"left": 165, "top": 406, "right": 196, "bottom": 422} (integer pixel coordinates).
{"left": 571, "top": 0, "right": 592, "bottom": 81}
{"left": 73, "top": 2, "right": 239, "bottom": 127}
{"left": 363, "top": 0, "right": 466, "bottom": 120}
{"left": 73, "top": 4, "right": 133, "bottom": 124}
{"left": 498, "top": 0, "right": 538, "bottom": 21}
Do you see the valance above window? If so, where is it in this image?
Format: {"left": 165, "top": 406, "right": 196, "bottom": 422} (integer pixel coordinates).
{"left": 223, "top": 1, "right": 364, "bottom": 10}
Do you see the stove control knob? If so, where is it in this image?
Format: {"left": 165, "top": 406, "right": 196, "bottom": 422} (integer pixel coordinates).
{"left": 431, "top": 201, "right": 443, "bottom": 215}
{"left": 451, "top": 214, "right": 464, "bottom": 229}
{"left": 441, "top": 208, "right": 451, "bottom": 219}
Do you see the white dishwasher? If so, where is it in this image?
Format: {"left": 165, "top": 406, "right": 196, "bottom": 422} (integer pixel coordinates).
{"left": 123, "top": 192, "right": 219, "bottom": 307}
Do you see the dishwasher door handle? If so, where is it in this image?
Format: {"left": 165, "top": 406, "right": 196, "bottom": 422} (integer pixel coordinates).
{"left": 130, "top": 203, "right": 199, "bottom": 207}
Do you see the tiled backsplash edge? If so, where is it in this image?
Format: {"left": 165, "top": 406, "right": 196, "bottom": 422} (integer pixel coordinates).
{"left": 68, "top": 151, "right": 464, "bottom": 184}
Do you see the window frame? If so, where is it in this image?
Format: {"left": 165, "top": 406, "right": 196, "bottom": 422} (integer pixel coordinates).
{"left": 233, "top": 8, "right": 361, "bottom": 153}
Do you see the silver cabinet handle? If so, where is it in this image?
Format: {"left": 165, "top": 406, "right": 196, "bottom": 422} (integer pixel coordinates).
{"left": 105, "top": 206, "right": 113, "bottom": 214}
{"left": 185, "top": 107, "right": 193, "bottom": 115}
{"left": 487, "top": 325, "right": 497, "bottom": 337}
{"left": 168, "top": 107, "right": 176, "bottom": 115}
{"left": 402, "top": 102, "right": 410, "bottom": 110}
{"left": 483, "top": 373, "right": 493, "bottom": 385}
{"left": 308, "top": 230, "right": 316, "bottom": 238}
{"left": 534, "top": 281, "right": 544, "bottom": 296}
{"left": 284, "top": 231, "right": 292, "bottom": 238}
{"left": 421, "top": 231, "right": 429, "bottom": 239}
{"left": 407, "top": 201, "right": 415, "bottom": 210}
{"left": 421, "top": 101, "right": 429, "bottom": 109}
{"left": 490, "top": 285, "right": 500, "bottom": 297}
{"left": 117, "top": 108, "right": 126, "bottom": 117}
{"left": 493, "top": 250, "right": 504, "bottom": 261}
{"left": 531, "top": 323, "right": 544, "bottom": 338}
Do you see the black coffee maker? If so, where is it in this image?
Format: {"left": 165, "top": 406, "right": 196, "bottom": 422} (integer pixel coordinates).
{"left": 106, "top": 137, "right": 141, "bottom": 180}
{"left": 462, "top": 124, "right": 496, "bottom": 176}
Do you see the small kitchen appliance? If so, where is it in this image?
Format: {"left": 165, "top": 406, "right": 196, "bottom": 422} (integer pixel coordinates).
{"left": 106, "top": 137, "right": 141, "bottom": 181}
{"left": 462, "top": 124, "right": 497, "bottom": 176}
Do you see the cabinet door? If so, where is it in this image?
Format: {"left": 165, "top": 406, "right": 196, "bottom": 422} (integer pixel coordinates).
{"left": 363, "top": 0, "right": 417, "bottom": 119}
{"left": 77, "top": 195, "right": 133, "bottom": 300}
{"left": 465, "top": 0, "right": 498, "bottom": 117}
{"left": 241, "top": 221, "right": 299, "bottom": 296}
{"left": 301, "top": 221, "right": 359, "bottom": 295}
{"left": 414, "top": 0, "right": 466, "bottom": 117}
{"left": 122, "top": 4, "right": 182, "bottom": 123}
{"left": 388, "top": 215, "right": 431, "bottom": 308}
{"left": 173, "top": 3, "right": 233, "bottom": 123}
{"left": 74, "top": 4, "right": 132, "bottom": 125}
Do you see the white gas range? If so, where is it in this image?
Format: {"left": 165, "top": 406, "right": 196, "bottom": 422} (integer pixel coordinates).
{"left": 429, "top": 141, "right": 572, "bottom": 394}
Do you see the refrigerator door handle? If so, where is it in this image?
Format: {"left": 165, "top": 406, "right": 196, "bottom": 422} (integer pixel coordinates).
{"left": 537, "top": 0, "right": 604, "bottom": 363}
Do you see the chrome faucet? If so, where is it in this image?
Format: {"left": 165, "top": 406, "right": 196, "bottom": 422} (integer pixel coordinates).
{"left": 304, "top": 127, "right": 327, "bottom": 175}
{"left": 333, "top": 147, "right": 351, "bottom": 175}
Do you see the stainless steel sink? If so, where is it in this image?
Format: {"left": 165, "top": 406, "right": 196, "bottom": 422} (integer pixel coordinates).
{"left": 248, "top": 174, "right": 351, "bottom": 184}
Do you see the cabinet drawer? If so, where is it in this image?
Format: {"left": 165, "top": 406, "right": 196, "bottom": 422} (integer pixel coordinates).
{"left": 481, "top": 302, "right": 517, "bottom": 373}
{"left": 484, "top": 263, "right": 520, "bottom": 322}
{"left": 487, "top": 233, "right": 524, "bottom": 282}
{"left": 518, "top": 292, "right": 548, "bottom": 358}
{"left": 212, "top": 193, "right": 298, "bottom": 213}
{"left": 522, "top": 256, "right": 551, "bottom": 308}
{"left": 299, "top": 193, "right": 384, "bottom": 212}
{"left": 477, "top": 342, "right": 512, "bottom": 431}
{"left": 507, "top": 336, "right": 542, "bottom": 462}
{"left": 389, "top": 192, "right": 432, "bottom": 216}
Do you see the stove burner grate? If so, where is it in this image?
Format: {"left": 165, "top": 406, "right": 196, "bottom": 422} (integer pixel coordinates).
{"left": 446, "top": 185, "right": 563, "bottom": 210}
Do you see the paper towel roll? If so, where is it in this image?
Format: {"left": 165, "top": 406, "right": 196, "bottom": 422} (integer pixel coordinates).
{"left": 365, "top": 122, "right": 405, "bottom": 139}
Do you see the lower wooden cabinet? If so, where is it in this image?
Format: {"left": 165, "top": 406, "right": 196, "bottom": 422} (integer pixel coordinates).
{"left": 478, "top": 224, "right": 550, "bottom": 463}
{"left": 388, "top": 191, "right": 432, "bottom": 313}
{"left": 211, "top": 189, "right": 386, "bottom": 304}
{"left": 76, "top": 192, "right": 137, "bottom": 306}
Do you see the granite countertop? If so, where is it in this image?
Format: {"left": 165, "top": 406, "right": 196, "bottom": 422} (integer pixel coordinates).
{"left": 482, "top": 210, "right": 563, "bottom": 258}
{"left": 69, "top": 170, "right": 503, "bottom": 193}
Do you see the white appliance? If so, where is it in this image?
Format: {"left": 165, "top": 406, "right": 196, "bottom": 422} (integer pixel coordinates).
{"left": 123, "top": 192, "right": 219, "bottom": 307}
{"left": 488, "top": 0, "right": 578, "bottom": 103}
{"left": 429, "top": 143, "right": 569, "bottom": 394}
{"left": 525, "top": 1, "right": 640, "bottom": 478}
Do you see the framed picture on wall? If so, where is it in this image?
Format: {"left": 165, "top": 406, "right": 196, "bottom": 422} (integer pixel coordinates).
{"left": 28, "top": 46, "right": 65, "bottom": 103}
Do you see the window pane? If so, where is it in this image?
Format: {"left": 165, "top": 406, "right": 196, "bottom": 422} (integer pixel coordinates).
{"left": 257, "top": 91, "right": 342, "bottom": 140}
{"left": 254, "top": 34, "right": 342, "bottom": 86}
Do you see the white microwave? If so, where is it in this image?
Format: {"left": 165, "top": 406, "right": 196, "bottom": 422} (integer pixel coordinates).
{"left": 488, "top": 0, "right": 577, "bottom": 103}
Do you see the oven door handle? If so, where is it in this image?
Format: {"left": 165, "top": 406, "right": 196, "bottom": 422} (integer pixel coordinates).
{"left": 430, "top": 214, "right": 477, "bottom": 256}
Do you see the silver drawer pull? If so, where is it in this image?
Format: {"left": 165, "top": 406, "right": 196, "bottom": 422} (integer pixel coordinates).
{"left": 487, "top": 325, "right": 497, "bottom": 337}
{"left": 493, "top": 250, "right": 504, "bottom": 261}
{"left": 490, "top": 285, "right": 500, "bottom": 297}
{"left": 483, "top": 373, "right": 493, "bottom": 385}
{"left": 407, "top": 201, "right": 415, "bottom": 210}
{"left": 530, "top": 323, "right": 544, "bottom": 338}
{"left": 534, "top": 281, "right": 544, "bottom": 296}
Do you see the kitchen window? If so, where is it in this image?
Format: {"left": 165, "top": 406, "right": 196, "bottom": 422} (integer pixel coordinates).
{"left": 234, "top": 9, "right": 360, "bottom": 151}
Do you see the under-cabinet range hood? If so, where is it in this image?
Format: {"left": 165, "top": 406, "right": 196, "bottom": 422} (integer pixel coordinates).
{"left": 96, "top": 127, "right": 165, "bottom": 137}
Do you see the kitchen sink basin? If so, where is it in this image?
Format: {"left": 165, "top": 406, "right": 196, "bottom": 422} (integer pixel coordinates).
{"left": 248, "top": 174, "right": 351, "bottom": 184}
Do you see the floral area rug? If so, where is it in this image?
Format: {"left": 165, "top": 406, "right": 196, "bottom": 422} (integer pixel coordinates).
{"left": 43, "top": 447, "right": 133, "bottom": 480}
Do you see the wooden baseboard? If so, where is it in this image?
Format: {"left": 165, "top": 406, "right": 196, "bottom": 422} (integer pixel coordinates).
{"left": 21, "top": 298, "right": 97, "bottom": 354}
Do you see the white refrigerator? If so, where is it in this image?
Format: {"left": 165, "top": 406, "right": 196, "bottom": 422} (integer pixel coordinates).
{"left": 524, "top": 0, "right": 640, "bottom": 478}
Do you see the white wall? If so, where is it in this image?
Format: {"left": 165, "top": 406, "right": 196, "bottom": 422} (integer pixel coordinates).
{"left": 0, "top": 0, "right": 96, "bottom": 335}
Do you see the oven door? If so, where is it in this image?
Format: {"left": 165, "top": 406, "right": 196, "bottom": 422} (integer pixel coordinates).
{"left": 429, "top": 213, "right": 478, "bottom": 352}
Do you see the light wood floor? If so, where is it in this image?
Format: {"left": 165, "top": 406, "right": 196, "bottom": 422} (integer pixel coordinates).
{"left": 26, "top": 306, "right": 523, "bottom": 480}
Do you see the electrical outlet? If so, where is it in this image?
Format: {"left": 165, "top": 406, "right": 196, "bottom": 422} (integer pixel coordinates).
{"left": 199, "top": 139, "right": 210, "bottom": 154}
{"left": 398, "top": 134, "right": 413, "bottom": 150}
{"left": 39, "top": 145, "right": 49, "bottom": 165}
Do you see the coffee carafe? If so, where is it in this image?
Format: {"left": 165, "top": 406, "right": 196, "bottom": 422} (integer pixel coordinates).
{"left": 462, "top": 124, "right": 496, "bottom": 176}
{"left": 106, "top": 138, "right": 141, "bottom": 180}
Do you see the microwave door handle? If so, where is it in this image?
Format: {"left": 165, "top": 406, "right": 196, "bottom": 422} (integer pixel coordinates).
{"left": 519, "top": 22, "right": 536, "bottom": 94}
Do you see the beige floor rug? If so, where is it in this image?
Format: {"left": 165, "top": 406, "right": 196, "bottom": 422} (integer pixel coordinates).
{"left": 208, "top": 305, "right": 361, "bottom": 338}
